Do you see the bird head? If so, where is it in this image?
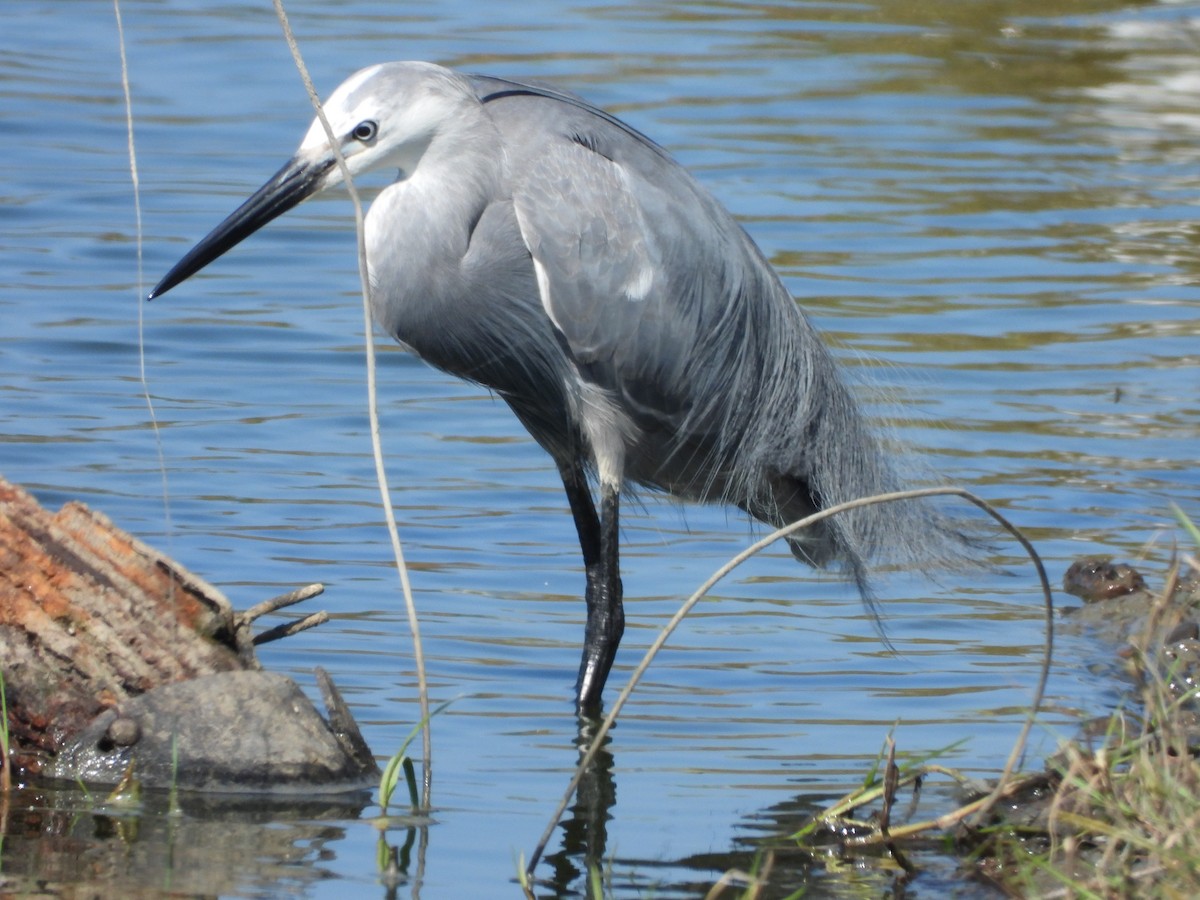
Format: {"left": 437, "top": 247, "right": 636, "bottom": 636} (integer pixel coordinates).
{"left": 148, "top": 62, "right": 475, "bottom": 299}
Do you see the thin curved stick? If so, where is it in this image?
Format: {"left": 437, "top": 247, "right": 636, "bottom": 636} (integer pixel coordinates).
{"left": 114, "top": 0, "right": 175, "bottom": 562}
{"left": 525, "top": 487, "right": 1054, "bottom": 878}
{"left": 270, "top": 1, "right": 432, "bottom": 807}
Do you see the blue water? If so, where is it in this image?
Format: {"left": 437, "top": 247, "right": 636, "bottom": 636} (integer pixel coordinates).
{"left": 3, "top": 0, "right": 1199, "bottom": 896}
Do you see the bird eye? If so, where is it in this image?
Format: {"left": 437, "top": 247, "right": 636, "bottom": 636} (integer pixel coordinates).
{"left": 351, "top": 120, "right": 378, "bottom": 143}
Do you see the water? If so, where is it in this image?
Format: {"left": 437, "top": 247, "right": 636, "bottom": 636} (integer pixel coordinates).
{"left": 2, "top": 0, "right": 1199, "bottom": 896}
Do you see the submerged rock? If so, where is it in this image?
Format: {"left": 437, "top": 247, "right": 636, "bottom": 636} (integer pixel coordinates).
{"left": 1061, "top": 556, "right": 1200, "bottom": 649}
{"left": 51, "top": 669, "right": 378, "bottom": 792}
{"left": 1061, "top": 557, "right": 1200, "bottom": 748}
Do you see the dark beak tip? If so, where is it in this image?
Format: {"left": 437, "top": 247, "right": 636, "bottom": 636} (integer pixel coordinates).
{"left": 145, "top": 154, "right": 321, "bottom": 305}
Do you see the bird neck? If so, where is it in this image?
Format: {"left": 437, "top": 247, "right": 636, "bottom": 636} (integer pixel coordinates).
{"left": 397, "top": 123, "right": 500, "bottom": 246}
{"left": 364, "top": 112, "right": 504, "bottom": 331}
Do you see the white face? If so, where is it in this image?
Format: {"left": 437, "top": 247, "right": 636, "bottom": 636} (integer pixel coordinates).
{"left": 149, "top": 62, "right": 480, "bottom": 300}
{"left": 296, "top": 62, "right": 473, "bottom": 184}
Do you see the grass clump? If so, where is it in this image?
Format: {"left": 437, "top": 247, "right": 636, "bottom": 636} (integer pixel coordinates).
{"left": 784, "top": 510, "right": 1200, "bottom": 898}
{"left": 979, "top": 557, "right": 1200, "bottom": 896}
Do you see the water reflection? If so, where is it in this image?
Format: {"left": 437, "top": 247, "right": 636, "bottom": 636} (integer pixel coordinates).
{"left": 540, "top": 718, "right": 619, "bottom": 897}
{"left": 0, "top": 763, "right": 997, "bottom": 900}
{"left": 0, "top": 788, "right": 374, "bottom": 897}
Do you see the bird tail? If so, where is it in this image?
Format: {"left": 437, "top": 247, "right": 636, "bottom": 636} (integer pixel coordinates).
{"left": 751, "top": 351, "right": 978, "bottom": 601}
{"left": 717, "top": 289, "right": 977, "bottom": 599}
{"left": 659, "top": 240, "right": 978, "bottom": 596}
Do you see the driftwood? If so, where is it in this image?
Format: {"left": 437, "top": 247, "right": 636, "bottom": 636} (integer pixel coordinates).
{"left": 0, "top": 474, "right": 370, "bottom": 789}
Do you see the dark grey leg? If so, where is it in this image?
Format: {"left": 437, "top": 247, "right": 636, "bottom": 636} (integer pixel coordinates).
{"left": 556, "top": 459, "right": 624, "bottom": 715}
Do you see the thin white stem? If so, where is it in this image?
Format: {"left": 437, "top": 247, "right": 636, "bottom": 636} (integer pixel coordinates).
{"left": 114, "top": 0, "right": 175, "bottom": 561}
{"left": 271, "top": 0, "right": 432, "bottom": 807}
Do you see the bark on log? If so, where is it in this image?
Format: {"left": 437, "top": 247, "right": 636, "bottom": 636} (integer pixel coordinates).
{"left": 0, "top": 475, "right": 255, "bottom": 776}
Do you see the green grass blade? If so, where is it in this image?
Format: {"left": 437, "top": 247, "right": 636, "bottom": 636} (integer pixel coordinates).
{"left": 1170, "top": 502, "right": 1200, "bottom": 549}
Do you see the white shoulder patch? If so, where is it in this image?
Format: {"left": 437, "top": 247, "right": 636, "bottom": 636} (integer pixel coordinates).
{"left": 622, "top": 262, "right": 654, "bottom": 302}
{"left": 616, "top": 164, "right": 658, "bottom": 302}
{"left": 531, "top": 257, "right": 561, "bottom": 331}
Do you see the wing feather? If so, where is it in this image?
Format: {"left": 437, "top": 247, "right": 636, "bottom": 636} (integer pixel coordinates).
{"left": 511, "top": 139, "right": 665, "bottom": 363}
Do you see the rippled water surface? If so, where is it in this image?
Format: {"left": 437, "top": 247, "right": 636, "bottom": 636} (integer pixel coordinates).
{"left": 3, "top": 0, "right": 1199, "bottom": 896}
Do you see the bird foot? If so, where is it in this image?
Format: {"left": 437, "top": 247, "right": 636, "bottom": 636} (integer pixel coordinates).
{"left": 573, "top": 572, "right": 624, "bottom": 713}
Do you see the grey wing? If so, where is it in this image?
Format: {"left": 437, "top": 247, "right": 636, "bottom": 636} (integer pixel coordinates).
{"left": 513, "top": 138, "right": 666, "bottom": 363}
{"left": 474, "top": 79, "right": 767, "bottom": 437}
{"left": 472, "top": 77, "right": 907, "bottom": 577}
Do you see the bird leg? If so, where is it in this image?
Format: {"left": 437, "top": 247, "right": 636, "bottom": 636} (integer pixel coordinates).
{"left": 557, "top": 459, "right": 625, "bottom": 715}
{"left": 580, "top": 482, "right": 624, "bottom": 712}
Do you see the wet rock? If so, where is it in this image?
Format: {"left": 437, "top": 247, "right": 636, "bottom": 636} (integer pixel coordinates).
{"left": 51, "top": 669, "right": 378, "bottom": 792}
{"left": 1063, "top": 556, "right": 1146, "bottom": 602}
{"left": 1059, "top": 586, "right": 1158, "bottom": 647}
{"left": 1161, "top": 637, "right": 1200, "bottom": 700}
{"left": 1060, "top": 557, "right": 1200, "bottom": 748}
{"left": 1163, "top": 619, "right": 1200, "bottom": 644}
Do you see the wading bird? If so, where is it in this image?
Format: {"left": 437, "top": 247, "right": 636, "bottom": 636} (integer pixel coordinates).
{"left": 150, "top": 62, "right": 961, "bottom": 714}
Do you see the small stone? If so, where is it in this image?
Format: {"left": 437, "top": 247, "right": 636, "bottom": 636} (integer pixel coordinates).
{"left": 1063, "top": 557, "right": 1147, "bottom": 603}
{"left": 106, "top": 716, "right": 140, "bottom": 748}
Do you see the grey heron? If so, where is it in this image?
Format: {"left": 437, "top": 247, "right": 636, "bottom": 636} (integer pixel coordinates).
{"left": 149, "top": 62, "right": 963, "bottom": 714}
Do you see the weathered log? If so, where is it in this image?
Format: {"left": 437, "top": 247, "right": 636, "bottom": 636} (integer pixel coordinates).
{"left": 0, "top": 475, "right": 257, "bottom": 776}
{"left": 0, "top": 474, "right": 375, "bottom": 790}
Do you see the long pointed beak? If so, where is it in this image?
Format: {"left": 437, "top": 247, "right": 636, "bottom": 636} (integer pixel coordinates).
{"left": 148, "top": 152, "right": 334, "bottom": 300}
